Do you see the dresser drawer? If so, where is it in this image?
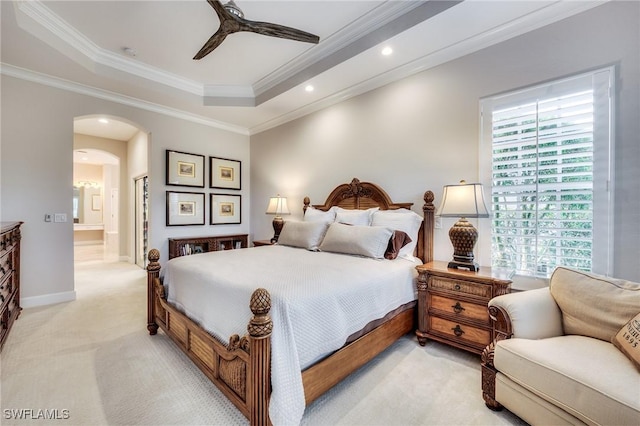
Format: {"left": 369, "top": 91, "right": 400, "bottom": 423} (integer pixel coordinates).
{"left": 0, "top": 273, "right": 12, "bottom": 308}
{"left": 429, "top": 293, "right": 489, "bottom": 324}
{"left": 429, "top": 276, "right": 491, "bottom": 299}
{"left": 0, "top": 252, "right": 13, "bottom": 284}
{"left": 429, "top": 316, "right": 491, "bottom": 348}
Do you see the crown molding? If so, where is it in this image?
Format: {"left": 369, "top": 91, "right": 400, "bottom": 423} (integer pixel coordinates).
{"left": 0, "top": 63, "right": 250, "bottom": 136}
{"left": 248, "top": 0, "right": 607, "bottom": 135}
{"left": 16, "top": 0, "right": 204, "bottom": 96}
{"left": 252, "top": 1, "right": 424, "bottom": 96}
{"left": 13, "top": 0, "right": 453, "bottom": 106}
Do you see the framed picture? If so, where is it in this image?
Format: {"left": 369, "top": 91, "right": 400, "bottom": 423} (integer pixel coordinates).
{"left": 210, "top": 156, "right": 241, "bottom": 190}
{"left": 166, "top": 191, "right": 205, "bottom": 226}
{"left": 210, "top": 193, "right": 241, "bottom": 225}
{"left": 166, "top": 150, "right": 205, "bottom": 188}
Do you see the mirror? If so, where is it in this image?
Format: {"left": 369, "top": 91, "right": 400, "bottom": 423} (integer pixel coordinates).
{"left": 73, "top": 185, "right": 102, "bottom": 225}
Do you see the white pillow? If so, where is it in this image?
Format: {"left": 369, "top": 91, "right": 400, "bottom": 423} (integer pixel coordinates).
{"left": 304, "top": 206, "right": 336, "bottom": 223}
{"left": 277, "top": 221, "right": 329, "bottom": 251}
{"left": 334, "top": 207, "right": 379, "bottom": 226}
{"left": 319, "top": 222, "right": 393, "bottom": 259}
{"left": 371, "top": 209, "right": 423, "bottom": 259}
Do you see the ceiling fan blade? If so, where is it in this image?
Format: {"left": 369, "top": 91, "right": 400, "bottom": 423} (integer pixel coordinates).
{"left": 194, "top": 0, "right": 319, "bottom": 59}
{"left": 240, "top": 20, "right": 319, "bottom": 44}
{"left": 193, "top": 31, "right": 229, "bottom": 59}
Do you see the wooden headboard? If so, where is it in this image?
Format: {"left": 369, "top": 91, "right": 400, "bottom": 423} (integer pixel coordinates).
{"left": 303, "top": 178, "right": 435, "bottom": 264}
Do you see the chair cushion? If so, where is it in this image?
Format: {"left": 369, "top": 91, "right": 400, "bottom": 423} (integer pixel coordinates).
{"left": 495, "top": 335, "right": 640, "bottom": 426}
{"left": 549, "top": 267, "right": 640, "bottom": 342}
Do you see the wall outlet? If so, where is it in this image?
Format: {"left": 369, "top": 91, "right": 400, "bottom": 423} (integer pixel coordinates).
{"left": 54, "top": 213, "right": 67, "bottom": 223}
{"left": 435, "top": 216, "right": 442, "bottom": 229}
{"left": 44, "top": 214, "right": 52, "bottom": 222}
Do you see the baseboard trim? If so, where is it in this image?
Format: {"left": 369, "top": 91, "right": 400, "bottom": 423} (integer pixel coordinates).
{"left": 21, "top": 291, "right": 77, "bottom": 308}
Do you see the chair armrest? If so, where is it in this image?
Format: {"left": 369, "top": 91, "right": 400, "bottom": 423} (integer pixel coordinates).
{"left": 489, "top": 287, "right": 563, "bottom": 340}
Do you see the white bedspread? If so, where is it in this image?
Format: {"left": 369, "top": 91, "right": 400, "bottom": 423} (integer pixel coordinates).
{"left": 163, "top": 245, "right": 418, "bottom": 425}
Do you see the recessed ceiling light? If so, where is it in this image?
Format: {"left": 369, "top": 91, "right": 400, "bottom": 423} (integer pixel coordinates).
{"left": 381, "top": 46, "right": 393, "bottom": 56}
{"left": 98, "top": 118, "right": 109, "bottom": 124}
{"left": 305, "top": 85, "right": 314, "bottom": 92}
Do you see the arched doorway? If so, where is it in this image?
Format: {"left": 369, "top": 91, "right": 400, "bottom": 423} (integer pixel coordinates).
{"left": 73, "top": 115, "right": 149, "bottom": 266}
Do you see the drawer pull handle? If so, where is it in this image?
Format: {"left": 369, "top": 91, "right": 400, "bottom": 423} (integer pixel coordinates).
{"left": 452, "top": 325, "right": 465, "bottom": 337}
{"left": 452, "top": 302, "right": 465, "bottom": 314}
{"left": 454, "top": 284, "right": 461, "bottom": 291}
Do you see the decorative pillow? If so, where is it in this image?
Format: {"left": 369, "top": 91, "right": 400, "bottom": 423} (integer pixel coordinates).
{"left": 371, "top": 209, "right": 423, "bottom": 259}
{"left": 549, "top": 267, "right": 640, "bottom": 342}
{"left": 334, "top": 207, "right": 378, "bottom": 226}
{"left": 319, "top": 222, "right": 392, "bottom": 259}
{"left": 304, "top": 206, "right": 336, "bottom": 223}
{"left": 384, "top": 230, "right": 412, "bottom": 260}
{"left": 277, "top": 221, "right": 329, "bottom": 251}
{"left": 612, "top": 312, "right": 640, "bottom": 371}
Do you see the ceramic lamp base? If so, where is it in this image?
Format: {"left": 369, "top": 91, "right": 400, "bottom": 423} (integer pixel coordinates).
{"left": 448, "top": 217, "right": 480, "bottom": 271}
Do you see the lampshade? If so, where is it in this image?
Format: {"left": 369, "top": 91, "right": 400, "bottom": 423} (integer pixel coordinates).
{"left": 265, "top": 196, "right": 290, "bottom": 216}
{"left": 438, "top": 181, "right": 489, "bottom": 218}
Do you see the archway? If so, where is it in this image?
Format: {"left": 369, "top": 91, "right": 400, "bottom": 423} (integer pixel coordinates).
{"left": 73, "top": 115, "right": 149, "bottom": 266}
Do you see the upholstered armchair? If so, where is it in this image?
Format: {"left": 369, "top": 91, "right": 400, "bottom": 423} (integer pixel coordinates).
{"left": 481, "top": 267, "right": 640, "bottom": 425}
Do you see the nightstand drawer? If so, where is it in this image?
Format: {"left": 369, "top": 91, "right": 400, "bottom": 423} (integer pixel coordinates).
{"left": 429, "top": 316, "right": 491, "bottom": 347}
{"left": 429, "top": 293, "right": 489, "bottom": 324}
{"left": 429, "top": 276, "right": 491, "bottom": 299}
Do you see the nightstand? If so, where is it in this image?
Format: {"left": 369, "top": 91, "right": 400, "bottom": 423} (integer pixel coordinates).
{"left": 253, "top": 240, "right": 274, "bottom": 247}
{"left": 415, "top": 261, "right": 512, "bottom": 354}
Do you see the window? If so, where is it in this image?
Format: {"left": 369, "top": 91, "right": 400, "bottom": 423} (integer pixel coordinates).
{"left": 480, "top": 68, "right": 614, "bottom": 278}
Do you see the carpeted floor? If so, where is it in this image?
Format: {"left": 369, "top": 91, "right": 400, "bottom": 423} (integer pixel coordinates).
{"left": 0, "top": 256, "right": 526, "bottom": 425}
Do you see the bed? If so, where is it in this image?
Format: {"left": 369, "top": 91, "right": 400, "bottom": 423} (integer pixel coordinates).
{"left": 146, "top": 178, "right": 435, "bottom": 425}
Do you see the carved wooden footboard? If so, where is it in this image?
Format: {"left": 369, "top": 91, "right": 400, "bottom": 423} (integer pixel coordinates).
{"left": 147, "top": 248, "right": 272, "bottom": 425}
{"left": 481, "top": 304, "right": 513, "bottom": 411}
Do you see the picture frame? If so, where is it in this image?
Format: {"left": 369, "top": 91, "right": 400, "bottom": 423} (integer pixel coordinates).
{"left": 210, "top": 193, "right": 241, "bottom": 225}
{"left": 210, "top": 156, "right": 241, "bottom": 190}
{"left": 166, "top": 150, "right": 205, "bottom": 188}
{"left": 166, "top": 191, "right": 205, "bottom": 226}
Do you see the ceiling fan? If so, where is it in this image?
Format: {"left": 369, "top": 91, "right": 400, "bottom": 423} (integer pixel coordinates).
{"left": 194, "top": 0, "right": 320, "bottom": 60}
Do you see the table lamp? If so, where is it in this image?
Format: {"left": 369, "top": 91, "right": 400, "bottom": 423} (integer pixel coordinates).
{"left": 438, "top": 180, "right": 489, "bottom": 272}
{"left": 265, "top": 195, "right": 290, "bottom": 243}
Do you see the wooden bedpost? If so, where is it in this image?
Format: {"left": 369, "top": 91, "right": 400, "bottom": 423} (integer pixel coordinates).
{"left": 247, "top": 288, "right": 273, "bottom": 426}
{"left": 422, "top": 190, "right": 435, "bottom": 264}
{"left": 146, "top": 249, "right": 160, "bottom": 335}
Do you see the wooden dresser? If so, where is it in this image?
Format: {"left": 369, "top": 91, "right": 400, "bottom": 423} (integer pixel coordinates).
{"left": 168, "top": 234, "right": 248, "bottom": 259}
{"left": 415, "top": 261, "right": 511, "bottom": 354}
{"left": 1, "top": 222, "right": 23, "bottom": 352}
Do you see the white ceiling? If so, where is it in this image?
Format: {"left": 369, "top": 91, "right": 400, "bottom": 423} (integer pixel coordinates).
{"left": 1, "top": 0, "right": 605, "bottom": 137}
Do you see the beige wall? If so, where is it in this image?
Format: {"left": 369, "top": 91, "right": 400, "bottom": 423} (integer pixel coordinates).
{"left": 250, "top": 1, "right": 640, "bottom": 282}
{"left": 1, "top": 78, "right": 250, "bottom": 306}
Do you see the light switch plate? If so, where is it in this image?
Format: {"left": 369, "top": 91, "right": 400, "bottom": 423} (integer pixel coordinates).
{"left": 54, "top": 213, "right": 67, "bottom": 223}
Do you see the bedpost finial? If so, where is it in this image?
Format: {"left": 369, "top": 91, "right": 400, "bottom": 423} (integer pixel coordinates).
{"left": 147, "top": 249, "right": 161, "bottom": 272}
{"left": 424, "top": 190, "right": 434, "bottom": 205}
{"left": 250, "top": 288, "right": 271, "bottom": 315}
{"left": 248, "top": 288, "right": 273, "bottom": 338}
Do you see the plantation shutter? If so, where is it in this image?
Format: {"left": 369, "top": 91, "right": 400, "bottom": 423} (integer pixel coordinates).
{"left": 480, "top": 68, "right": 613, "bottom": 278}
